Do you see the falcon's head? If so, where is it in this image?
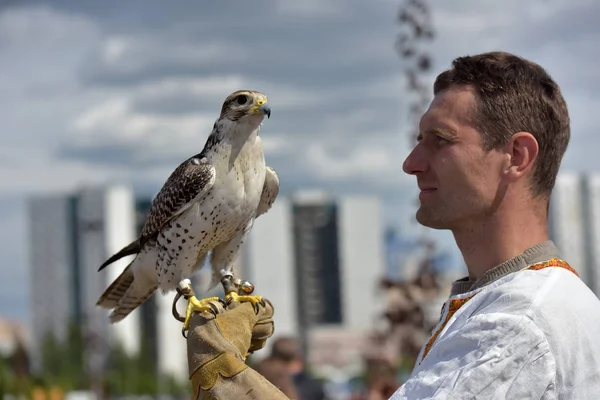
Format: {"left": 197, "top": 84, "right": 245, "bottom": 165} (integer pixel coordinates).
{"left": 219, "top": 90, "right": 271, "bottom": 126}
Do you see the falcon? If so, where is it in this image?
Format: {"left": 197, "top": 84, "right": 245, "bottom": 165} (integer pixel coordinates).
{"left": 95, "top": 90, "right": 279, "bottom": 333}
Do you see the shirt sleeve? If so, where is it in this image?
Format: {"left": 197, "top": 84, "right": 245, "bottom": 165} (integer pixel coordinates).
{"left": 389, "top": 312, "right": 557, "bottom": 400}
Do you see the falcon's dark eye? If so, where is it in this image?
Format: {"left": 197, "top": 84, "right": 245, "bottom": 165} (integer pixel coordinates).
{"left": 236, "top": 94, "right": 248, "bottom": 105}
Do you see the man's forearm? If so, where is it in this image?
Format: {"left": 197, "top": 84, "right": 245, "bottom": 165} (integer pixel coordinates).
{"left": 192, "top": 366, "right": 291, "bottom": 400}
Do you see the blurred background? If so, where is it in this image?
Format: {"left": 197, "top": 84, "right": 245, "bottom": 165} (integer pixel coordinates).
{"left": 1, "top": 0, "right": 599, "bottom": 399}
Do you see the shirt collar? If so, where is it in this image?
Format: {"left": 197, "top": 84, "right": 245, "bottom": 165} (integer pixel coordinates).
{"left": 451, "top": 240, "right": 562, "bottom": 296}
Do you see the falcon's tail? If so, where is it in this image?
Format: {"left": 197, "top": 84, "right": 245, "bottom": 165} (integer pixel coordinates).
{"left": 108, "top": 285, "right": 156, "bottom": 324}
{"left": 97, "top": 239, "right": 141, "bottom": 271}
{"left": 96, "top": 264, "right": 134, "bottom": 309}
{"left": 97, "top": 262, "right": 157, "bottom": 323}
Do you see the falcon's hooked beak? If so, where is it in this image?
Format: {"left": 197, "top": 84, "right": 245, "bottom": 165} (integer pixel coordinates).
{"left": 259, "top": 103, "right": 271, "bottom": 119}
{"left": 253, "top": 98, "right": 271, "bottom": 119}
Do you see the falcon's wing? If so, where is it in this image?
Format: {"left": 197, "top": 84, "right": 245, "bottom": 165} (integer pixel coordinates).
{"left": 140, "top": 156, "right": 216, "bottom": 244}
{"left": 256, "top": 166, "right": 280, "bottom": 217}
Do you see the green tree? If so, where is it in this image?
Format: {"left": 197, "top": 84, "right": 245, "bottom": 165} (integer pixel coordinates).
{"left": 39, "top": 322, "right": 86, "bottom": 391}
{"left": 106, "top": 341, "right": 188, "bottom": 396}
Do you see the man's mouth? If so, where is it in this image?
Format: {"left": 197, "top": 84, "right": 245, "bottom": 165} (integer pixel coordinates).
{"left": 418, "top": 184, "right": 437, "bottom": 192}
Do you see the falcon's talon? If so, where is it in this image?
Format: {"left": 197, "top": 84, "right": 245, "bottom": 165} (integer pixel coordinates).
{"left": 224, "top": 292, "right": 263, "bottom": 313}
{"left": 182, "top": 295, "right": 221, "bottom": 333}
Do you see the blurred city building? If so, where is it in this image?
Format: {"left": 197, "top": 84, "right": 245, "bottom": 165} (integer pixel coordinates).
{"left": 244, "top": 190, "right": 387, "bottom": 380}
{"left": 26, "top": 185, "right": 187, "bottom": 384}
{"left": 26, "top": 184, "right": 389, "bottom": 391}
{"left": 27, "top": 186, "right": 140, "bottom": 375}
{"left": 549, "top": 172, "right": 600, "bottom": 295}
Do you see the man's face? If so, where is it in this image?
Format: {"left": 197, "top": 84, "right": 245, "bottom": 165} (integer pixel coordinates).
{"left": 402, "top": 86, "right": 506, "bottom": 230}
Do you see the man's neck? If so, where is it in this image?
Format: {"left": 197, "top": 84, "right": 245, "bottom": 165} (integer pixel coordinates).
{"left": 453, "top": 207, "right": 549, "bottom": 281}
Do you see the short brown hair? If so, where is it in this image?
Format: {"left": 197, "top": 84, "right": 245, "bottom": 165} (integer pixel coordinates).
{"left": 271, "top": 336, "right": 301, "bottom": 363}
{"left": 433, "top": 51, "right": 570, "bottom": 199}
{"left": 255, "top": 357, "right": 300, "bottom": 398}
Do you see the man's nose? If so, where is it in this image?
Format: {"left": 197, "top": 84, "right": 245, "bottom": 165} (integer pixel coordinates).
{"left": 402, "top": 145, "right": 429, "bottom": 175}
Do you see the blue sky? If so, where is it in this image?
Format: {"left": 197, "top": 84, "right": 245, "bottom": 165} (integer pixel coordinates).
{"left": 1, "top": 0, "right": 599, "bottom": 326}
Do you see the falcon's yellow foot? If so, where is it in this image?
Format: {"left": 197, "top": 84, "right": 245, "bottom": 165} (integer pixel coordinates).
{"left": 224, "top": 291, "right": 264, "bottom": 312}
{"left": 183, "top": 295, "right": 220, "bottom": 332}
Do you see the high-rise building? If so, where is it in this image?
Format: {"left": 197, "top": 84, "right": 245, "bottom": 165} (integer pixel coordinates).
{"left": 27, "top": 195, "right": 79, "bottom": 371}
{"left": 549, "top": 174, "right": 588, "bottom": 282}
{"left": 243, "top": 191, "right": 385, "bottom": 363}
{"left": 76, "top": 186, "right": 140, "bottom": 357}
{"left": 243, "top": 197, "right": 298, "bottom": 337}
{"left": 337, "top": 196, "right": 386, "bottom": 329}
{"left": 292, "top": 191, "right": 343, "bottom": 328}
{"left": 582, "top": 174, "right": 600, "bottom": 295}
{"left": 549, "top": 172, "right": 600, "bottom": 295}
{"left": 27, "top": 185, "right": 142, "bottom": 373}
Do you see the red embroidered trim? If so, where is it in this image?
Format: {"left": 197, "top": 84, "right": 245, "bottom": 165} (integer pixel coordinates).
{"left": 525, "top": 258, "right": 579, "bottom": 276}
{"left": 419, "top": 258, "right": 577, "bottom": 364}
{"left": 420, "top": 293, "right": 478, "bottom": 363}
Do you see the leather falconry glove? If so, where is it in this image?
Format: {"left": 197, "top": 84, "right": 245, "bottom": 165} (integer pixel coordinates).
{"left": 185, "top": 297, "right": 291, "bottom": 400}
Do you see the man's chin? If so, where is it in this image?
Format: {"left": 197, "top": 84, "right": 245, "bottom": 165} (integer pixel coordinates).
{"left": 415, "top": 210, "right": 450, "bottom": 230}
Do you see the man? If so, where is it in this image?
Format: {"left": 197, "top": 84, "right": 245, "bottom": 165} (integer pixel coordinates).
{"left": 186, "top": 51, "right": 600, "bottom": 399}
{"left": 254, "top": 356, "right": 301, "bottom": 399}
{"left": 269, "top": 336, "right": 326, "bottom": 400}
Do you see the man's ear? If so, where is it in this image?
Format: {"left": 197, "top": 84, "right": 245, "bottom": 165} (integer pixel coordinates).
{"left": 503, "top": 132, "right": 539, "bottom": 181}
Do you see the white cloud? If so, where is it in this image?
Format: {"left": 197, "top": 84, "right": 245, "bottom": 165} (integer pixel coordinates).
{"left": 93, "top": 34, "right": 253, "bottom": 73}
{"left": 60, "top": 75, "right": 346, "bottom": 167}
{"left": 102, "top": 37, "right": 130, "bottom": 64}
{"left": 0, "top": 5, "right": 97, "bottom": 49}
{"left": 0, "top": 156, "right": 115, "bottom": 195}
{"left": 0, "top": 5, "right": 100, "bottom": 98}
{"left": 306, "top": 143, "right": 391, "bottom": 179}
{"left": 133, "top": 76, "right": 247, "bottom": 102}
{"left": 69, "top": 97, "right": 214, "bottom": 145}
{"left": 273, "top": 0, "right": 346, "bottom": 17}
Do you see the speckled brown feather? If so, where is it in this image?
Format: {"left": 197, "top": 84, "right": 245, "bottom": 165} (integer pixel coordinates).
{"left": 97, "top": 264, "right": 135, "bottom": 308}
{"left": 139, "top": 157, "right": 215, "bottom": 245}
{"left": 96, "top": 156, "right": 215, "bottom": 272}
